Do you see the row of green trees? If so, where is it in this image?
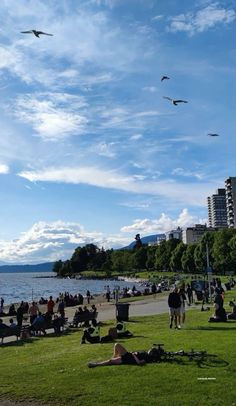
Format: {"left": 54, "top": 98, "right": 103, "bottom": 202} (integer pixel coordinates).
{"left": 53, "top": 229, "right": 236, "bottom": 277}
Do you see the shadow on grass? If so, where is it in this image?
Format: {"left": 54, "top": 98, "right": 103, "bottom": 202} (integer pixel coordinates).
{"left": 187, "top": 325, "right": 236, "bottom": 331}
{"left": 0, "top": 337, "right": 36, "bottom": 348}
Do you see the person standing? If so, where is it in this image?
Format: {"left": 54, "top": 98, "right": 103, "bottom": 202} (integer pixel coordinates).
{"left": 106, "top": 286, "right": 111, "bottom": 302}
{"left": 28, "top": 302, "right": 39, "bottom": 324}
{"left": 47, "top": 296, "right": 55, "bottom": 315}
{"left": 58, "top": 299, "right": 65, "bottom": 319}
{"left": 16, "top": 303, "right": 24, "bottom": 327}
{"left": 86, "top": 290, "right": 91, "bottom": 305}
{"left": 186, "top": 284, "right": 193, "bottom": 305}
{"left": 0, "top": 297, "right": 4, "bottom": 314}
{"left": 168, "top": 287, "right": 181, "bottom": 329}
{"left": 178, "top": 287, "right": 187, "bottom": 326}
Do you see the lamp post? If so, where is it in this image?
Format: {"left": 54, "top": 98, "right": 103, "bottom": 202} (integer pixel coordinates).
{"left": 206, "top": 240, "right": 212, "bottom": 303}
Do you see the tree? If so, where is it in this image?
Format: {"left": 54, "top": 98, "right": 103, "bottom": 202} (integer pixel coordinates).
{"left": 229, "top": 235, "right": 236, "bottom": 273}
{"left": 155, "top": 239, "right": 181, "bottom": 271}
{"left": 212, "top": 229, "right": 236, "bottom": 274}
{"left": 52, "top": 260, "right": 63, "bottom": 274}
{"left": 181, "top": 244, "right": 197, "bottom": 274}
{"left": 132, "top": 246, "right": 148, "bottom": 271}
{"left": 194, "top": 232, "right": 214, "bottom": 274}
{"left": 146, "top": 246, "right": 156, "bottom": 270}
{"left": 170, "top": 242, "right": 186, "bottom": 272}
{"left": 134, "top": 234, "right": 143, "bottom": 249}
{"left": 71, "top": 246, "right": 88, "bottom": 273}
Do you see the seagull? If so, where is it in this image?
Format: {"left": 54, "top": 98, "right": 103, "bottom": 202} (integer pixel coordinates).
{"left": 207, "top": 133, "right": 220, "bottom": 137}
{"left": 161, "top": 75, "right": 170, "bottom": 81}
{"left": 21, "top": 30, "right": 53, "bottom": 38}
{"left": 163, "top": 96, "right": 188, "bottom": 106}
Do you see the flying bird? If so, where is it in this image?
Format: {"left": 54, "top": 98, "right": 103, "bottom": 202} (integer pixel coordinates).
{"left": 161, "top": 75, "right": 170, "bottom": 81}
{"left": 163, "top": 96, "right": 188, "bottom": 106}
{"left": 21, "top": 30, "right": 53, "bottom": 38}
{"left": 207, "top": 133, "right": 220, "bottom": 137}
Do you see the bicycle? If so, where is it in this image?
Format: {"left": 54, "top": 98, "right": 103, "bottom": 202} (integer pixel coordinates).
{"left": 149, "top": 344, "right": 227, "bottom": 367}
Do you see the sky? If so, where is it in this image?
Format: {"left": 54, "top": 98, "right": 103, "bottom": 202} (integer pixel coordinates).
{"left": 0, "top": 0, "right": 235, "bottom": 264}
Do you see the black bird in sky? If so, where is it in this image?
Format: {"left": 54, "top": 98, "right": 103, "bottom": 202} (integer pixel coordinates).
{"left": 163, "top": 96, "right": 188, "bottom": 106}
{"left": 21, "top": 30, "right": 53, "bottom": 38}
{"left": 161, "top": 75, "right": 170, "bottom": 81}
{"left": 207, "top": 133, "right": 220, "bottom": 137}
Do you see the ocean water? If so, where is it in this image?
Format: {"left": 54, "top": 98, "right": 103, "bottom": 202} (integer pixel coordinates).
{"left": 0, "top": 272, "right": 143, "bottom": 305}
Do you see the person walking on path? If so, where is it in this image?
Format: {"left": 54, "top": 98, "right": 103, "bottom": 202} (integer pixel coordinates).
{"left": 168, "top": 287, "right": 181, "bottom": 329}
{"left": 28, "top": 301, "right": 39, "bottom": 324}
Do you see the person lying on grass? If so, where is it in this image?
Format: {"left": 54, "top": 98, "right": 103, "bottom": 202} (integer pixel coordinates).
{"left": 88, "top": 343, "right": 147, "bottom": 367}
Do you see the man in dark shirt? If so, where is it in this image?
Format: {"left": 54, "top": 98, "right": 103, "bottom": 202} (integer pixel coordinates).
{"left": 168, "top": 287, "right": 181, "bottom": 329}
{"left": 0, "top": 318, "right": 9, "bottom": 329}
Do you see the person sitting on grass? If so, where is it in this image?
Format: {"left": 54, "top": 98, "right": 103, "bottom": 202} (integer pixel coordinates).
{"left": 88, "top": 343, "right": 146, "bottom": 368}
{"left": 115, "top": 318, "right": 133, "bottom": 338}
{"left": 81, "top": 319, "right": 100, "bottom": 344}
{"left": 228, "top": 300, "right": 236, "bottom": 320}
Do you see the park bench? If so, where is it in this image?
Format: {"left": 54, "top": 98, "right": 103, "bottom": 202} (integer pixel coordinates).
{"left": 0, "top": 326, "right": 21, "bottom": 344}
{"left": 72, "top": 312, "right": 98, "bottom": 328}
{"left": 31, "top": 317, "right": 68, "bottom": 335}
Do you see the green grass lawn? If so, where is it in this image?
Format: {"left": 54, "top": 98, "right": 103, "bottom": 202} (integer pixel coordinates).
{"left": 1, "top": 296, "right": 236, "bottom": 405}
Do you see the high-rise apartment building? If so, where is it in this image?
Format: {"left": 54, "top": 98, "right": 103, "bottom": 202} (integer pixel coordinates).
{"left": 225, "top": 177, "right": 236, "bottom": 228}
{"left": 207, "top": 188, "right": 227, "bottom": 228}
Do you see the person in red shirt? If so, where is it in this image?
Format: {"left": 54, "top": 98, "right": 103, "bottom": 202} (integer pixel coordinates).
{"left": 47, "top": 296, "right": 55, "bottom": 315}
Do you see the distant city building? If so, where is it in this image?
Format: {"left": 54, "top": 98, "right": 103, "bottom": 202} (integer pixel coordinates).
{"left": 225, "top": 177, "right": 236, "bottom": 228}
{"left": 207, "top": 188, "right": 227, "bottom": 228}
{"left": 182, "top": 224, "right": 217, "bottom": 244}
{"left": 165, "top": 227, "right": 182, "bottom": 240}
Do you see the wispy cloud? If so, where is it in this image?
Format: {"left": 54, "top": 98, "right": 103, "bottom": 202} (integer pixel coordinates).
{"left": 168, "top": 3, "right": 236, "bottom": 35}
{"left": 17, "top": 165, "right": 214, "bottom": 206}
{"left": 14, "top": 93, "right": 88, "bottom": 141}
{"left": 152, "top": 15, "right": 164, "bottom": 21}
{"left": 172, "top": 167, "right": 204, "bottom": 180}
{"left": 130, "top": 134, "right": 143, "bottom": 141}
{"left": 142, "top": 86, "right": 157, "bottom": 93}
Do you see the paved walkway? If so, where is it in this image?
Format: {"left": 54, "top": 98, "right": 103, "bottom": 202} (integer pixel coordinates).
{"left": 97, "top": 295, "right": 170, "bottom": 321}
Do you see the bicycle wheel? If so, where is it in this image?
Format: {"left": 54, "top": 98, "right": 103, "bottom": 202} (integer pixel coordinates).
{"left": 200, "top": 354, "right": 229, "bottom": 368}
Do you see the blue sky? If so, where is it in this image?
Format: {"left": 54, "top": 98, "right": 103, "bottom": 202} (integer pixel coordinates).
{"left": 0, "top": 0, "right": 235, "bottom": 264}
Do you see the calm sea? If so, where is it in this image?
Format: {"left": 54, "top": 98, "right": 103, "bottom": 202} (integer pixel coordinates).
{"left": 0, "top": 272, "right": 142, "bottom": 305}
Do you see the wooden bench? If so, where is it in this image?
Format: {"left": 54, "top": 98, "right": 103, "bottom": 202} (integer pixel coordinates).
{"left": 72, "top": 312, "right": 98, "bottom": 327}
{"left": 30, "top": 317, "right": 68, "bottom": 335}
{"left": 0, "top": 326, "right": 21, "bottom": 344}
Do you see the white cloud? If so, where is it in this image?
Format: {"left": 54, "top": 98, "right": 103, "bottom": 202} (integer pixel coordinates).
{"left": 172, "top": 167, "right": 204, "bottom": 180}
{"left": 168, "top": 4, "right": 236, "bottom": 35}
{"left": 0, "top": 221, "right": 130, "bottom": 264}
{"left": 130, "top": 134, "right": 143, "bottom": 141}
{"left": 152, "top": 15, "right": 164, "bottom": 21}
{"left": 93, "top": 142, "right": 116, "bottom": 158}
{"left": 120, "top": 208, "right": 207, "bottom": 234}
{"left": 0, "top": 164, "right": 9, "bottom": 174}
{"left": 14, "top": 93, "right": 88, "bottom": 141}
{"left": 17, "top": 165, "right": 214, "bottom": 206}
{"left": 142, "top": 86, "right": 157, "bottom": 93}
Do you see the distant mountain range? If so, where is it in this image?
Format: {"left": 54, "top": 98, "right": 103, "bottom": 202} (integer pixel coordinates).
{"left": 0, "top": 262, "right": 54, "bottom": 273}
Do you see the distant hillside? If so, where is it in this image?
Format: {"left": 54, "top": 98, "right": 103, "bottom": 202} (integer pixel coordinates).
{"left": 0, "top": 262, "right": 54, "bottom": 273}
{"left": 124, "top": 234, "right": 165, "bottom": 249}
